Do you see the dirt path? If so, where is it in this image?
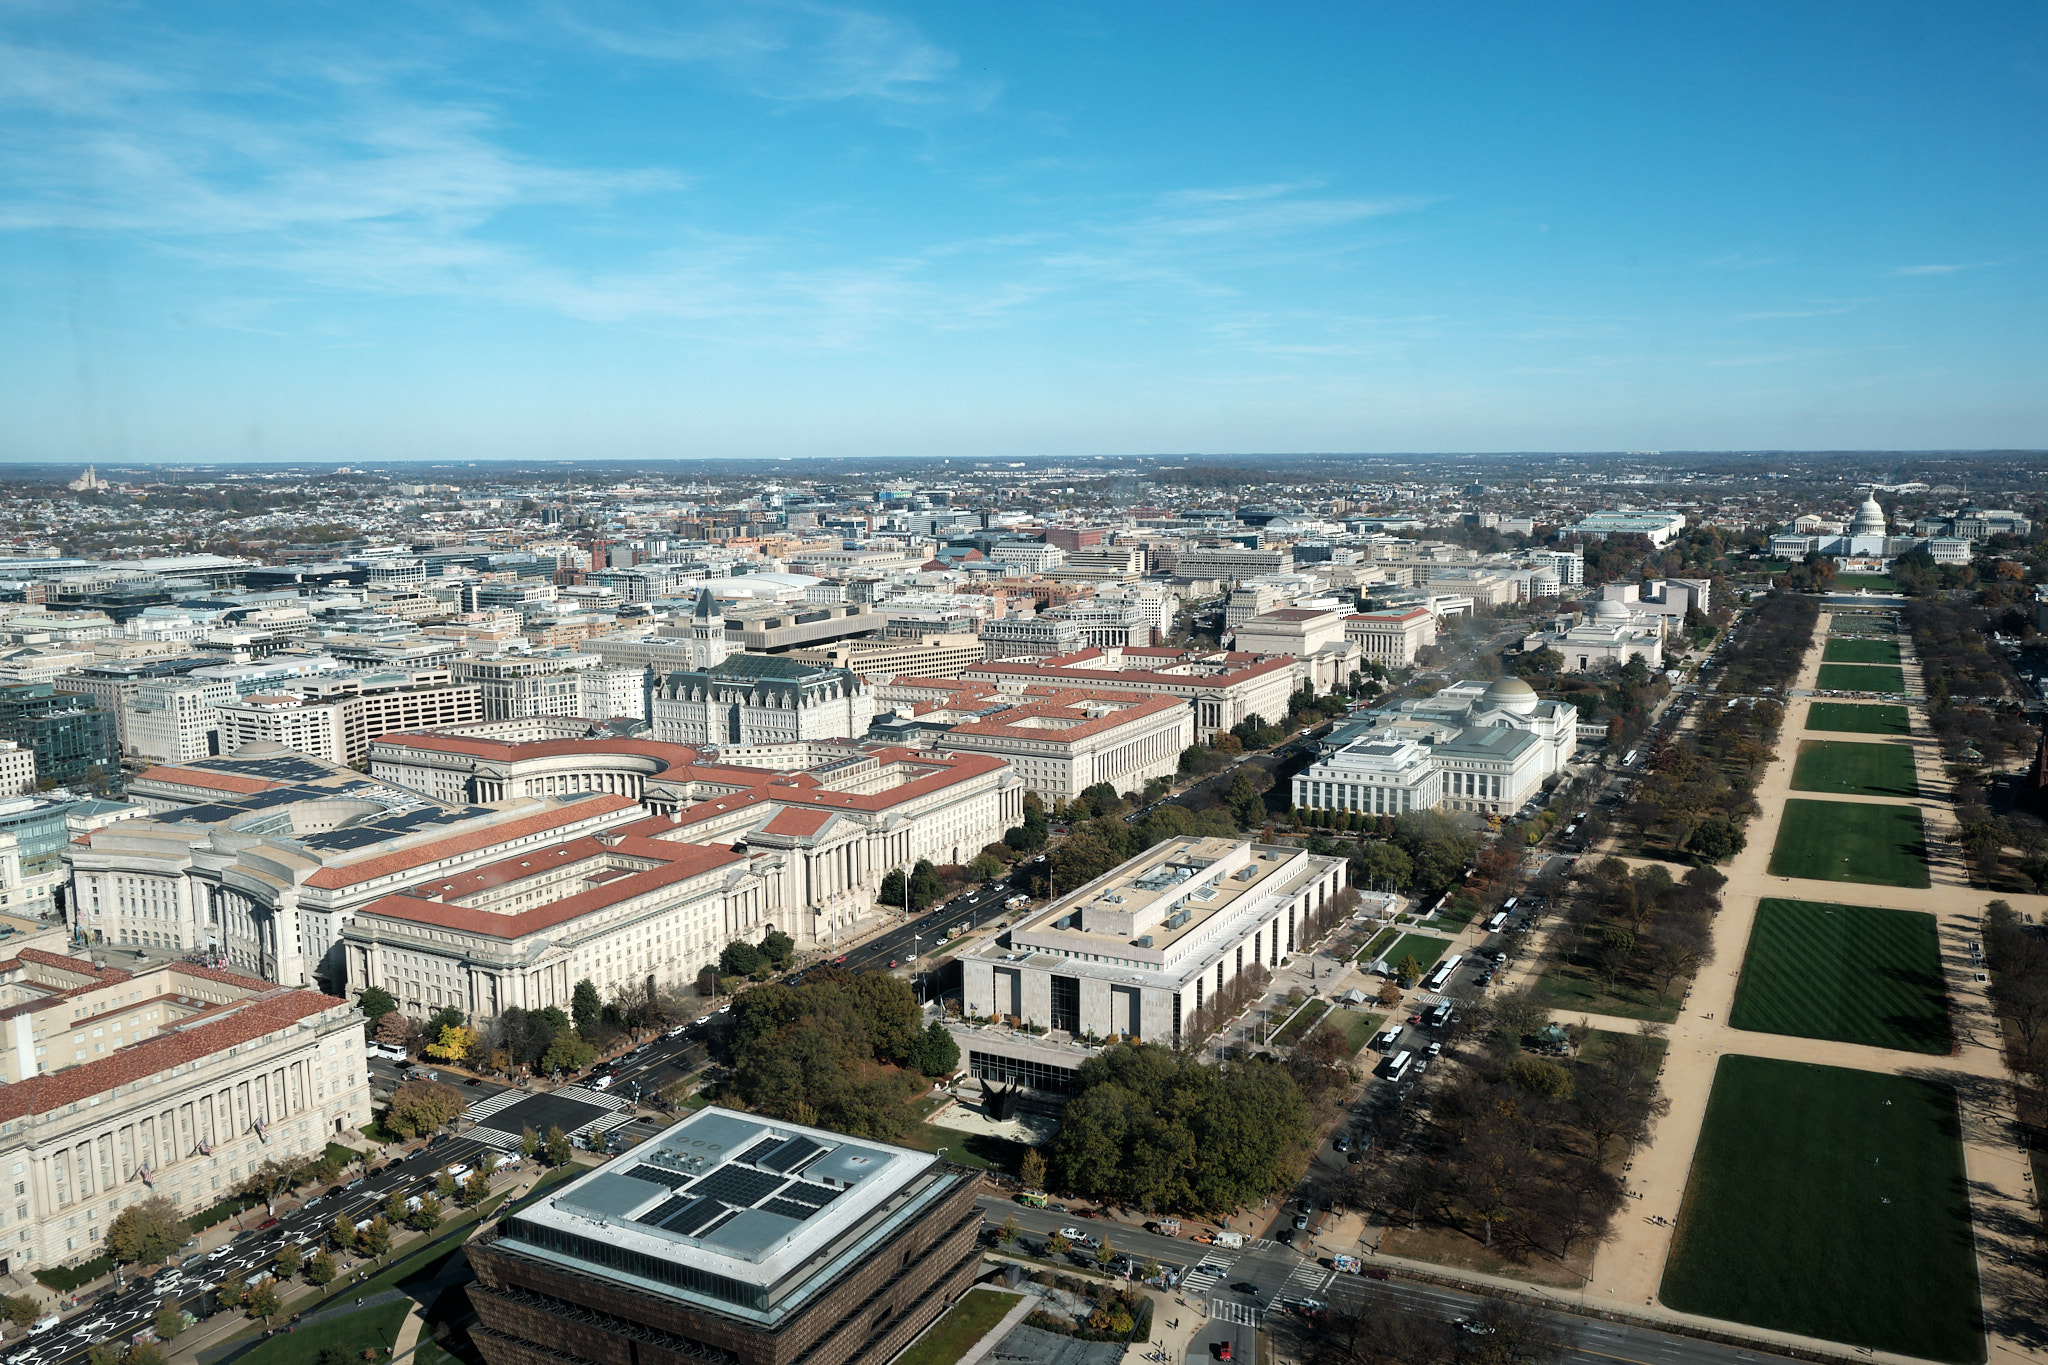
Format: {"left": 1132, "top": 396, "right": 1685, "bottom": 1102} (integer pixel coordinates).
{"left": 1564, "top": 611, "right": 2047, "bottom": 1365}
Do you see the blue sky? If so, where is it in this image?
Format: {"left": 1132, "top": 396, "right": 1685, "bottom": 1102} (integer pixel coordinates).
{"left": 1, "top": 2, "right": 2043, "bottom": 463}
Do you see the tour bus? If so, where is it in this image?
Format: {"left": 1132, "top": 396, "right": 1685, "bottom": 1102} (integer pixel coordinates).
{"left": 1382, "top": 1049, "right": 1414, "bottom": 1082}
{"left": 1484, "top": 911, "right": 1511, "bottom": 934}
{"left": 1422, "top": 954, "right": 1462, "bottom": 992}
{"left": 1623, "top": 749, "right": 1640, "bottom": 766}
{"left": 1501, "top": 897, "right": 1518, "bottom": 914}
{"left": 1018, "top": 1190, "right": 1049, "bottom": 1208}
{"left": 368, "top": 1043, "right": 407, "bottom": 1063}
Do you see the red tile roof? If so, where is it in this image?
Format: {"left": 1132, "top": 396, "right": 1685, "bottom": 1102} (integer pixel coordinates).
{"left": 355, "top": 837, "right": 745, "bottom": 938}
{"left": 761, "top": 807, "right": 832, "bottom": 836}
{"left": 301, "top": 795, "right": 640, "bottom": 889}
{"left": 0, "top": 986, "right": 343, "bottom": 1124}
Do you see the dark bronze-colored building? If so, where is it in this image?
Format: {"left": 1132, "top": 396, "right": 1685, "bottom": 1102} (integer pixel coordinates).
{"left": 468, "top": 1109, "right": 982, "bottom": 1365}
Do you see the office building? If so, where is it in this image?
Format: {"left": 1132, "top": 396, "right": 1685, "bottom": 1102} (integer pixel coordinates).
{"left": 0, "top": 684, "right": 117, "bottom": 789}
{"left": 960, "top": 646, "right": 1301, "bottom": 740}
{"left": 932, "top": 690, "right": 1192, "bottom": 803}
{"left": 651, "top": 655, "right": 874, "bottom": 748}
{"left": 956, "top": 838, "right": 1347, "bottom": 1092}
{"left": 1343, "top": 607, "right": 1435, "bottom": 667}
{"left": 0, "top": 951, "right": 368, "bottom": 1278}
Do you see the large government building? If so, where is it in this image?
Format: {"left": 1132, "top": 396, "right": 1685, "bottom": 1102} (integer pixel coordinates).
{"left": 467, "top": 1108, "right": 982, "bottom": 1365}
{"left": 70, "top": 731, "right": 1021, "bottom": 1015}
{"left": 955, "top": 836, "right": 1347, "bottom": 1094}
{"left": 0, "top": 949, "right": 367, "bottom": 1276}
{"left": 1292, "top": 676, "right": 1578, "bottom": 819}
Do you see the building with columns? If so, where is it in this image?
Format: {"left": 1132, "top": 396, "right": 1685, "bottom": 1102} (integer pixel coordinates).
{"left": 958, "top": 646, "right": 1302, "bottom": 739}
{"left": 954, "top": 838, "right": 1346, "bottom": 1096}
{"left": 0, "top": 949, "right": 366, "bottom": 1276}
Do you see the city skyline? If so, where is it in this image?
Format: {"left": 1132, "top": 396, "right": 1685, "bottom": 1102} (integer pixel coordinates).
{"left": 2, "top": 3, "right": 2043, "bottom": 462}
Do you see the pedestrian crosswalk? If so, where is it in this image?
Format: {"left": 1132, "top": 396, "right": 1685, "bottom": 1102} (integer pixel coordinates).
{"left": 1276, "top": 1262, "right": 1335, "bottom": 1305}
{"left": 1179, "top": 1252, "right": 1236, "bottom": 1293}
{"left": 463, "top": 1089, "right": 529, "bottom": 1123}
{"left": 1209, "top": 1298, "right": 1263, "bottom": 1327}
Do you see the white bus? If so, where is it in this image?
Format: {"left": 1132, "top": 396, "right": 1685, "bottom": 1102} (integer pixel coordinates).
{"left": 1422, "top": 954, "right": 1462, "bottom": 992}
{"left": 1501, "top": 897, "right": 1519, "bottom": 913}
{"left": 1382, "top": 1049, "right": 1414, "bottom": 1082}
{"left": 1484, "top": 911, "right": 1511, "bottom": 934}
{"left": 368, "top": 1043, "right": 408, "bottom": 1063}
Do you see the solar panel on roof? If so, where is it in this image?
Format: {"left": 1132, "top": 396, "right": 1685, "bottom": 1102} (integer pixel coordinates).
{"left": 759, "top": 1135, "right": 824, "bottom": 1173}
{"left": 686, "top": 1166, "right": 785, "bottom": 1207}
{"left": 637, "top": 1195, "right": 692, "bottom": 1226}
{"left": 760, "top": 1198, "right": 820, "bottom": 1222}
{"left": 660, "top": 1197, "right": 727, "bottom": 1236}
{"left": 773, "top": 1182, "right": 840, "bottom": 1209}
{"left": 625, "top": 1164, "right": 694, "bottom": 1190}
{"left": 739, "top": 1138, "right": 786, "bottom": 1167}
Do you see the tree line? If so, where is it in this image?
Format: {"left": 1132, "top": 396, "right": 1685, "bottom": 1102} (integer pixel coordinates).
{"left": 724, "top": 969, "right": 960, "bottom": 1138}
{"left": 1046, "top": 1043, "right": 1322, "bottom": 1214}
{"left": 1336, "top": 997, "right": 1669, "bottom": 1268}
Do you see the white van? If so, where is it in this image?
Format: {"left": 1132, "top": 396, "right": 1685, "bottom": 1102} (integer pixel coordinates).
{"left": 445, "top": 1163, "right": 472, "bottom": 1181}
{"left": 591, "top": 1074, "right": 615, "bottom": 1091}
{"left": 29, "top": 1315, "right": 60, "bottom": 1337}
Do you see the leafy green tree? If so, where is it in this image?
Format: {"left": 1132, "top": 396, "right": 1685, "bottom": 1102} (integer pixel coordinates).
{"left": 1350, "top": 840, "right": 1414, "bottom": 890}
{"left": 435, "top": 1171, "right": 457, "bottom": 1200}
{"left": 1047, "top": 1043, "right": 1314, "bottom": 1214}
{"left": 359, "top": 1216, "right": 393, "bottom": 1259}
{"left": 215, "top": 1275, "right": 246, "bottom": 1308}
{"left": 907, "top": 1019, "right": 961, "bottom": 1076}
{"left": 1226, "top": 771, "right": 1265, "bottom": 828}
{"left": 330, "top": 1213, "right": 356, "bottom": 1253}
{"left": 275, "top": 1243, "right": 301, "bottom": 1278}
{"left": 408, "top": 1194, "right": 443, "bottom": 1232}
{"left": 719, "top": 939, "right": 765, "bottom": 976}
{"left": 542, "top": 1030, "right": 597, "bottom": 1075}
{"left": 385, "top": 1078, "right": 465, "bottom": 1138}
{"left": 463, "top": 1169, "right": 492, "bottom": 1205}
{"left": 998, "top": 1214, "right": 1018, "bottom": 1247}
{"left": 356, "top": 986, "right": 398, "bottom": 1031}
{"left": 910, "top": 858, "right": 944, "bottom": 907}
{"left": 153, "top": 1304, "right": 186, "bottom": 1340}
{"left": 105, "top": 1194, "right": 188, "bottom": 1266}
{"left": 1394, "top": 954, "right": 1424, "bottom": 985}
{"left": 760, "top": 929, "right": 797, "bottom": 969}
{"left": 519, "top": 1125, "right": 541, "bottom": 1159}
{"left": 571, "top": 979, "right": 603, "bottom": 1035}
{"left": 307, "top": 1248, "right": 337, "bottom": 1286}
{"left": 245, "top": 1281, "right": 282, "bottom": 1323}
{"left": 1019, "top": 1148, "right": 1047, "bottom": 1190}
{"left": 1047, "top": 1230, "right": 1070, "bottom": 1256}
{"left": 968, "top": 852, "right": 1005, "bottom": 882}
{"left": 1, "top": 1295, "right": 40, "bottom": 1330}
{"left": 546, "top": 1125, "right": 573, "bottom": 1166}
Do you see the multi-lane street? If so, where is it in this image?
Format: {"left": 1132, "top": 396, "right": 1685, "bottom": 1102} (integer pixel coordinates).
{"left": 2, "top": 1132, "right": 503, "bottom": 1365}
{"left": 979, "top": 1196, "right": 1797, "bottom": 1365}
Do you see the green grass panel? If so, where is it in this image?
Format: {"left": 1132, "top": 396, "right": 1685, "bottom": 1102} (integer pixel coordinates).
{"left": 1805, "top": 703, "right": 1910, "bottom": 735}
{"left": 1789, "top": 740, "right": 1919, "bottom": 798}
{"left": 1768, "top": 799, "right": 1929, "bottom": 888}
{"left": 1661, "top": 1056, "right": 1981, "bottom": 1362}
{"left": 1730, "top": 899, "right": 1951, "bottom": 1054}
{"left": 1815, "top": 663, "right": 1907, "bottom": 692}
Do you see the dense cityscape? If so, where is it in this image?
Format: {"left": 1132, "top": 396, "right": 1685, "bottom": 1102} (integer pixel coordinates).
{"left": 0, "top": 450, "right": 2037, "bottom": 1365}
{"left": 4, "top": 4, "right": 2044, "bottom": 1365}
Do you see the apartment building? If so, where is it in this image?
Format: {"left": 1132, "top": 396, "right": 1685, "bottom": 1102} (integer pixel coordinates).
{"left": 784, "top": 634, "right": 985, "bottom": 682}
{"left": 123, "top": 676, "right": 235, "bottom": 764}
{"left": 451, "top": 654, "right": 647, "bottom": 724}
{"left": 0, "top": 743, "right": 33, "bottom": 798}
{"left": 0, "top": 951, "right": 368, "bottom": 1276}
